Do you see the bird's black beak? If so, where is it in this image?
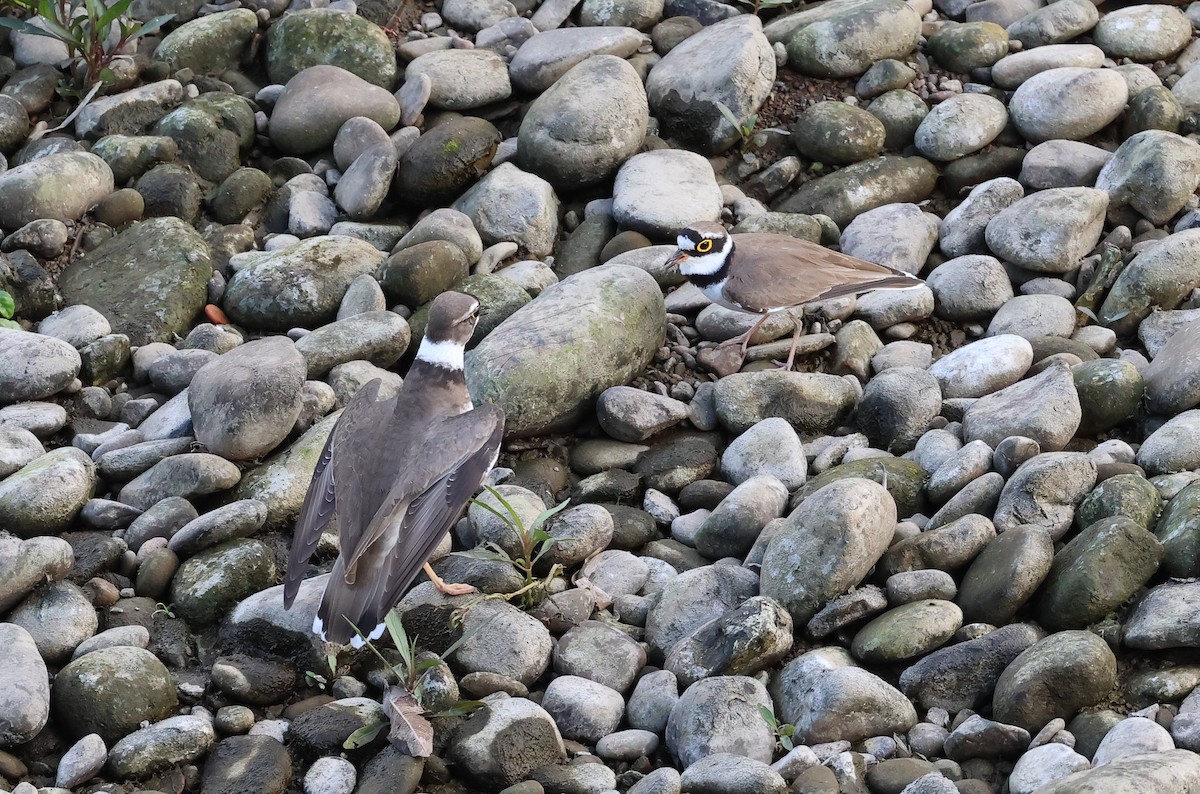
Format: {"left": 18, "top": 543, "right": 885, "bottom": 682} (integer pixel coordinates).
{"left": 666, "top": 250, "right": 689, "bottom": 271}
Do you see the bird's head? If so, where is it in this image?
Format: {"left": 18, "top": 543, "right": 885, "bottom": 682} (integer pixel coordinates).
{"left": 417, "top": 291, "right": 480, "bottom": 369}
{"left": 666, "top": 222, "right": 732, "bottom": 277}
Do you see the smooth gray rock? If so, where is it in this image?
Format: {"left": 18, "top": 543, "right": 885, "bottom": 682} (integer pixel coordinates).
{"left": 645, "top": 564, "right": 759, "bottom": 659}
{"left": 466, "top": 265, "right": 664, "bottom": 436}
{"left": 1099, "top": 230, "right": 1200, "bottom": 337}
{"left": 612, "top": 149, "right": 722, "bottom": 237}
{"left": 666, "top": 676, "right": 775, "bottom": 767}
{"left": 993, "top": 452, "right": 1097, "bottom": 539}
{"left": 224, "top": 236, "right": 385, "bottom": 331}
{"left": 771, "top": 646, "right": 918, "bottom": 743}
{"left": 269, "top": 65, "right": 400, "bottom": 155}
{"left": 519, "top": 55, "right": 647, "bottom": 188}
{"left": 452, "top": 162, "right": 559, "bottom": 257}
{"left": 0, "top": 623, "right": 49, "bottom": 747}
{"left": 761, "top": 478, "right": 896, "bottom": 624}
{"left": 108, "top": 714, "right": 215, "bottom": 778}
{"left": 0, "top": 151, "right": 114, "bottom": 228}
{"left": 449, "top": 697, "right": 564, "bottom": 789}
{"left": 0, "top": 328, "right": 81, "bottom": 404}
{"left": 1008, "top": 67, "right": 1128, "bottom": 143}
{"left": 928, "top": 335, "right": 1032, "bottom": 399}
{"left": 962, "top": 362, "right": 1082, "bottom": 452}
{"left": 406, "top": 49, "right": 512, "bottom": 111}
{"left": 509, "top": 27, "right": 645, "bottom": 94}
{"left": 52, "top": 646, "right": 177, "bottom": 744}
{"left": 59, "top": 218, "right": 212, "bottom": 346}
{"left": 1138, "top": 410, "right": 1200, "bottom": 474}
{"left": 0, "top": 447, "right": 95, "bottom": 537}
{"left": 900, "top": 623, "right": 1041, "bottom": 713}
{"left": 1096, "top": 130, "right": 1200, "bottom": 225}
{"left": 645, "top": 15, "right": 776, "bottom": 154}
{"left": 187, "top": 337, "right": 305, "bottom": 461}
{"left": 984, "top": 187, "right": 1107, "bottom": 273}
{"left": 992, "top": 630, "right": 1117, "bottom": 733}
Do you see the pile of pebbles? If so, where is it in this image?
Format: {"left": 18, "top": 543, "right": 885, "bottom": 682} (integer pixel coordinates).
{"left": 1, "top": 0, "right": 1200, "bottom": 791}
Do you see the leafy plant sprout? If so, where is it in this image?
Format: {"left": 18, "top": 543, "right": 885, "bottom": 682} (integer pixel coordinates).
{"left": 0, "top": 0, "right": 173, "bottom": 93}
{"left": 758, "top": 705, "right": 797, "bottom": 753}
{"left": 342, "top": 608, "right": 488, "bottom": 756}
{"left": 716, "top": 100, "right": 759, "bottom": 149}
{"left": 459, "top": 484, "right": 570, "bottom": 611}
{"left": 0, "top": 290, "right": 18, "bottom": 329}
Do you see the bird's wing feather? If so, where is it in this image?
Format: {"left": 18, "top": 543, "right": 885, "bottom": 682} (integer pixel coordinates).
{"left": 283, "top": 379, "right": 390, "bottom": 607}
{"left": 374, "top": 406, "right": 505, "bottom": 611}
{"left": 342, "top": 404, "right": 505, "bottom": 580}
{"left": 726, "top": 235, "right": 918, "bottom": 311}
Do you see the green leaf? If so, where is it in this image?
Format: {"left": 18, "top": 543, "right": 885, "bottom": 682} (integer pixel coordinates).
{"left": 416, "top": 658, "right": 440, "bottom": 672}
{"left": 433, "top": 700, "right": 487, "bottom": 718}
{"left": 715, "top": 101, "right": 743, "bottom": 134}
{"left": 384, "top": 609, "right": 414, "bottom": 674}
{"left": 757, "top": 705, "right": 777, "bottom": 728}
{"left": 0, "top": 17, "right": 54, "bottom": 36}
{"left": 780, "top": 735, "right": 794, "bottom": 751}
{"left": 343, "top": 718, "right": 386, "bottom": 750}
{"left": 455, "top": 547, "right": 513, "bottom": 564}
{"left": 0, "top": 290, "right": 14, "bottom": 320}
{"left": 441, "top": 612, "right": 497, "bottom": 658}
{"left": 0, "top": 319, "right": 19, "bottom": 329}
{"left": 129, "top": 12, "right": 172, "bottom": 38}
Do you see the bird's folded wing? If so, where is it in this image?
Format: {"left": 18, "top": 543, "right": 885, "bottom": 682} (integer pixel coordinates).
{"left": 728, "top": 235, "right": 918, "bottom": 311}
{"left": 283, "top": 379, "right": 392, "bottom": 607}
{"left": 375, "top": 406, "right": 505, "bottom": 611}
{"left": 343, "top": 404, "right": 505, "bottom": 586}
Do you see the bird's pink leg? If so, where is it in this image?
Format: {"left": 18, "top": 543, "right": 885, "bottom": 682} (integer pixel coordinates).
{"left": 423, "top": 562, "right": 476, "bottom": 596}
{"left": 717, "top": 313, "right": 772, "bottom": 357}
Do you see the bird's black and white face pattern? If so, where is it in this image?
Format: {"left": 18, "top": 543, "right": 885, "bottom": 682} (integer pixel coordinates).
{"left": 417, "top": 291, "right": 480, "bottom": 370}
{"left": 670, "top": 223, "right": 733, "bottom": 277}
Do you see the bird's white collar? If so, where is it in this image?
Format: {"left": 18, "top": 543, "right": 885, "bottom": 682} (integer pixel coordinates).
{"left": 416, "top": 337, "right": 465, "bottom": 370}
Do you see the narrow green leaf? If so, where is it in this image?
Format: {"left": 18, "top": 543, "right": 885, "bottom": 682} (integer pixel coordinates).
{"left": 0, "top": 319, "right": 21, "bottom": 329}
{"left": 757, "top": 705, "right": 777, "bottom": 728}
{"left": 129, "top": 12, "right": 171, "bottom": 37}
{"left": 455, "top": 548, "right": 512, "bottom": 563}
{"left": 343, "top": 718, "right": 386, "bottom": 749}
{"left": 433, "top": 700, "right": 487, "bottom": 718}
{"left": 441, "top": 613, "right": 497, "bottom": 658}
{"left": 0, "top": 17, "right": 52, "bottom": 35}
{"left": 714, "top": 100, "right": 742, "bottom": 132}
{"left": 416, "top": 658, "right": 440, "bottom": 672}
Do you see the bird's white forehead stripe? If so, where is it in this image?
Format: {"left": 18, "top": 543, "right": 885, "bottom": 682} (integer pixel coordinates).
{"left": 677, "top": 233, "right": 691, "bottom": 248}
{"left": 417, "top": 337, "right": 465, "bottom": 370}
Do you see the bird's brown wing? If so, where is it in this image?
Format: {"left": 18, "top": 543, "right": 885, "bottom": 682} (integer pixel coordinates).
{"left": 283, "top": 379, "right": 393, "bottom": 608}
{"left": 342, "top": 404, "right": 505, "bottom": 582}
{"left": 315, "top": 405, "right": 504, "bottom": 643}
{"left": 375, "top": 405, "right": 504, "bottom": 610}
{"left": 725, "top": 234, "right": 919, "bottom": 312}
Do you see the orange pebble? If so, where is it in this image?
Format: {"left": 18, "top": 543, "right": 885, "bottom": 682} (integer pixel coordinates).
{"left": 205, "top": 304, "right": 230, "bottom": 325}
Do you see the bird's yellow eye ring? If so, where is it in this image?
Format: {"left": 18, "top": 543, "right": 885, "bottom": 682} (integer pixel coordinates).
{"left": 697, "top": 239, "right": 713, "bottom": 253}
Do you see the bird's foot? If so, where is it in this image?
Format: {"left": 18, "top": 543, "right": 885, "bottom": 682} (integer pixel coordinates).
{"left": 423, "top": 562, "right": 478, "bottom": 597}
{"left": 437, "top": 581, "right": 478, "bottom": 597}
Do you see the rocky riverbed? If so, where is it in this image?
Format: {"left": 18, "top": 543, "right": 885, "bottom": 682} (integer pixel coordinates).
{"left": 2, "top": 0, "right": 1200, "bottom": 791}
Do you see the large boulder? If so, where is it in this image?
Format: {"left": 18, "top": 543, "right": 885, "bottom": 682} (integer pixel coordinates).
{"left": 465, "top": 265, "right": 664, "bottom": 436}
{"left": 58, "top": 217, "right": 212, "bottom": 345}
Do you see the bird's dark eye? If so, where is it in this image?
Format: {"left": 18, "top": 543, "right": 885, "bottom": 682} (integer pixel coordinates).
{"left": 697, "top": 239, "right": 713, "bottom": 253}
